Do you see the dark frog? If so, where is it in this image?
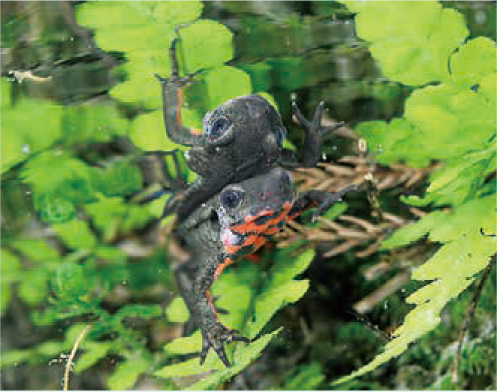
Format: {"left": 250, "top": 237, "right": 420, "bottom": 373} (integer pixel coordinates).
{"left": 173, "top": 167, "right": 355, "bottom": 367}
{"left": 155, "top": 38, "right": 344, "bottom": 221}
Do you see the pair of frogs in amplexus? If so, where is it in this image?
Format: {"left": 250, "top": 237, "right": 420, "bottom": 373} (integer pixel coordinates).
{"left": 144, "top": 36, "right": 356, "bottom": 367}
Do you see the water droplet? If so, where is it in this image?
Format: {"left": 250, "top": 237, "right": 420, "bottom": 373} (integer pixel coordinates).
{"left": 475, "top": 10, "right": 485, "bottom": 24}
{"left": 21, "top": 144, "right": 30, "bottom": 154}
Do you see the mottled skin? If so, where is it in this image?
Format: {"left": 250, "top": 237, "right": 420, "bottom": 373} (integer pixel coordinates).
{"left": 174, "top": 168, "right": 356, "bottom": 366}
{"left": 155, "top": 38, "right": 344, "bottom": 221}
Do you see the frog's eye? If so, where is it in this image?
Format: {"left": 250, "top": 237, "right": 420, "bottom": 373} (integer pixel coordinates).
{"left": 208, "top": 116, "right": 230, "bottom": 139}
{"left": 274, "top": 127, "right": 286, "bottom": 146}
{"left": 220, "top": 189, "right": 242, "bottom": 209}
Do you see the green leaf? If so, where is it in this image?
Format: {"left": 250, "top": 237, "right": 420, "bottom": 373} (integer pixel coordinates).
{"left": 201, "top": 66, "right": 253, "bottom": 110}
{"left": 381, "top": 211, "right": 446, "bottom": 250}
{"left": 154, "top": 356, "right": 220, "bottom": 379}
{"left": 74, "top": 342, "right": 112, "bottom": 373}
{"left": 106, "top": 356, "right": 149, "bottom": 390}
{"left": 248, "top": 280, "right": 309, "bottom": 339}
{"left": 129, "top": 110, "right": 186, "bottom": 152}
{"left": 165, "top": 297, "right": 189, "bottom": 323}
{"left": 1, "top": 97, "right": 63, "bottom": 173}
{"left": 52, "top": 262, "right": 91, "bottom": 301}
{"left": 1, "top": 249, "right": 22, "bottom": 283}
{"left": 479, "top": 72, "right": 497, "bottom": 106}
{"left": 18, "top": 268, "right": 50, "bottom": 305}
{"left": 212, "top": 264, "right": 254, "bottom": 331}
{"left": 448, "top": 37, "right": 497, "bottom": 89}
{"left": 269, "top": 248, "right": 315, "bottom": 287}
{"left": 10, "top": 239, "right": 60, "bottom": 261}
{"left": 355, "top": 118, "right": 426, "bottom": 166}
{"left": 52, "top": 219, "right": 97, "bottom": 250}
{"left": 33, "top": 193, "right": 75, "bottom": 224}
{"left": 404, "top": 85, "right": 494, "bottom": 161}
{"left": 177, "top": 20, "right": 233, "bottom": 75}
{"left": 162, "top": 331, "right": 201, "bottom": 356}
{"left": 428, "top": 195, "right": 496, "bottom": 242}
{"left": 0, "top": 349, "right": 30, "bottom": 368}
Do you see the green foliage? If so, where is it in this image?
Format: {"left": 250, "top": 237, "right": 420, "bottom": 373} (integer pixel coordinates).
{"left": 355, "top": 36, "right": 495, "bottom": 167}
{"left": 84, "top": 195, "right": 154, "bottom": 240}
{"left": 61, "top": 102, "right": 129, "bottom": 145}
{"left": 336, "top": 0, "right": 497, "bottom": 384}
{"left": 3, "top": 239, "right": 62, "bottom": 307}
{"left": 344, "top": 1, "right": 468, "bottom": 86}
{"left": 1, "top": 80, "right": 63, "bottom": 173}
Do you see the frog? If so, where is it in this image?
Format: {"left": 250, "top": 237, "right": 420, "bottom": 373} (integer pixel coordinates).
{"left": 172, "top": 167, "right": 356, "bottom": 367}
{"left": 154, "top": 37, "right": 345, "bottom": 222}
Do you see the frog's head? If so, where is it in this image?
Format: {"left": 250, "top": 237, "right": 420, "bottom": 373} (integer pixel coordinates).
{"left": 186, "top": 95, "right": 286, "bottom": 178}
{"left": 216, "top": 168, "right": 296, "bottom": 235}
{"left": 202, "top": 95, "right": 285, "bottom": 146}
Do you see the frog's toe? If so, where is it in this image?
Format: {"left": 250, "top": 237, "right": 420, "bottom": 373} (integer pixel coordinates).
{"left": 199, "top": 324, "right": 249, "bottom": 367}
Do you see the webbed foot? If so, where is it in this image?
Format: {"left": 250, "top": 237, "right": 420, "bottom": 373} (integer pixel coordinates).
{"left": 292, "top": 99, "right": 344, "bottom": 140}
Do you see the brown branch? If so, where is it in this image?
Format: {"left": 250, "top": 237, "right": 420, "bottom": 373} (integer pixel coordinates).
{"left": 353, "top": 271, "right": 411, "bottom": 314}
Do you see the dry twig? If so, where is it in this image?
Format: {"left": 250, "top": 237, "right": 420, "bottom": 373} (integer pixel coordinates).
{"left": 63, "top": 325, "right": 91, "bottom": 391}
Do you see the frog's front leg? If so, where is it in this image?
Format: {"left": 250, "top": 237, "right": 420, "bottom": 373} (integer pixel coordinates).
{"left": 289, "top": 184, "right": 358, "bottom": 222}
{"left": 291, "top": 98, "right": 344, "bottom": 167}
{"left": 156, "top": 38, "right": 203, "bottom": 146}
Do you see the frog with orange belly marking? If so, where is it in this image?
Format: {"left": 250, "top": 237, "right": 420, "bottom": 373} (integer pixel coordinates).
{"left": 173, "top": 167, "right": 355, "bottom": 367}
